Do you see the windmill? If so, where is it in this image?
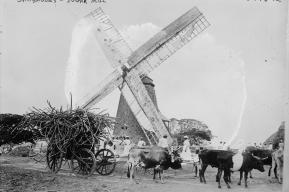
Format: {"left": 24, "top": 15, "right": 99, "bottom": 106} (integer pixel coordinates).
{"left": 77, "top": 7, "right": 210, "bottom": 145}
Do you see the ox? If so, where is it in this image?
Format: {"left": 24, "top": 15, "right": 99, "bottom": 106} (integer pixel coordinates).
{"left": 245, "top": 146, "right": 277, "bottom": 179}
{"left": 127, "top": 146, "right": 182, "bottom": 183}
{"left": 199, "top": 149, "right": 265, "bottom": 188}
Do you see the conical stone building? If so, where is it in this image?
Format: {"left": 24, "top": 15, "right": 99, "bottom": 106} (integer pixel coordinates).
{"left": 113, "top": 76, "right": 167, "bottom": 144}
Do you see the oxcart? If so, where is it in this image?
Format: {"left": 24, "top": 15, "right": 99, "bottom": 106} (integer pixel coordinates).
{"left": 46, "top": 142, "right": 117, "bottom": 176}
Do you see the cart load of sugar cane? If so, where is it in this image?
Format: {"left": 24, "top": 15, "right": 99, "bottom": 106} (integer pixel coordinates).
{"left": 12, "top": 102, "right": 115, "bottom": 155}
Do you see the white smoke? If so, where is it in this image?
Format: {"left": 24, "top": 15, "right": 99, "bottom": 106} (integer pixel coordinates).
{"left": 64, "top": 19, "right": 93, "bottom": 105}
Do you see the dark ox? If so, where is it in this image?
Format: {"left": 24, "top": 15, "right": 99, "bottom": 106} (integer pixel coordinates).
{"left": 127, "top": 146, "right": 182, "bottom": 183}
{"left": 245, "top": 146, "right": 277, "bottom": 179}
{"left": 198, "top": 149, "right": 265, "bottom": 188}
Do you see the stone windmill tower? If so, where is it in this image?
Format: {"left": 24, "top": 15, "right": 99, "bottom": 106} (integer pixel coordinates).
{"left": 114, "top": 76, "right": 168, "bottom": 144}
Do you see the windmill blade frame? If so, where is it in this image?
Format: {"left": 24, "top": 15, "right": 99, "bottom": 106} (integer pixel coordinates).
{"left": 76, "top": 7, "right": 210, "bottom": 145}
{"left": 81, "top": 7, "right": 209, "bottom": 110}
{"left": 120, "top": 82, "right": 158, "bottom": 145}
{"left": 85, "top": 7, "right": 132, "bottom": 69}
{"left": 79, "top": 69, "right": 123, "bottom": 109}
{"left": 80, "top": 7, "right": 134, "bottom": 109}
{"left": 122, "top": 68, "right": 172, "bottom": 143}
{"left": 128, "top": 7, "right": 210, "bottom": 77}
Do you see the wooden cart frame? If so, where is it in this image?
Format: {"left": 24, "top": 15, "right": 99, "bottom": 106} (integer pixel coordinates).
{"left": 46, "top": 142, "right": 116, "bottom": 176}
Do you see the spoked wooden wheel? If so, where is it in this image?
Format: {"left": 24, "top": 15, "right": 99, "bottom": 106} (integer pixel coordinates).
{"left": 95, "top": 149, "right": 116, "bottom": 176}
{"left": 71, "top": 148, "right": 96, "bottom": 176}
{"left": 46, "top": 145, "right": 62, "bottom": 173}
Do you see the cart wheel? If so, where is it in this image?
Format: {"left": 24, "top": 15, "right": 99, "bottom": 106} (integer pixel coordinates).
{"left": 95, "top": 149, "right": 116, "bottom": 176}
{"left": 71, "top": 148, "right": 96, "bottom": 176}
{"left": 46, "top": 145, "right": 62, "bottom": 173}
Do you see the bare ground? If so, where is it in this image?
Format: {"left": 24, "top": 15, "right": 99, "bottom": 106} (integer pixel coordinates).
{"left": 0, "top": 154, "right": 283, "bottom": 192}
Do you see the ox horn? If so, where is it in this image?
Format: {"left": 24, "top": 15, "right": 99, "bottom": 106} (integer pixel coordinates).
{"left": 260, "top": 156, "right": 268, "bottom": 161}
{"left": 251, "top": 153, "right": 261, "bottom": 160}
{"left": 251, "top": 153, "right": 268, "bottom": 161}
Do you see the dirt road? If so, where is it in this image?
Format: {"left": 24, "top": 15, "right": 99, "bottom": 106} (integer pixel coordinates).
{"left": 0, "top": 155, "right": 282, "bottom": 192}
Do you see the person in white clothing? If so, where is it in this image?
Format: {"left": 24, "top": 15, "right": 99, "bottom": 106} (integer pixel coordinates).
{"left": 181, "top": 136, "right": 192, "bottom": 161}
{"left": 158, "top": 135, "right": 169, "bottom": 148}
{"left": 121, "top": 136, "right": 131, "bottom": 156}
{"left": 158, "top": 134, "right": 171, "bottom": 153}
{"left": 137, "top": 137, "right": 146, "bottom": 147}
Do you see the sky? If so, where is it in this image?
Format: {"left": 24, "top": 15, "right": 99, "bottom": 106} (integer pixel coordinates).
{"left": 0, "top": 0, "right": 288, "bottom": 145}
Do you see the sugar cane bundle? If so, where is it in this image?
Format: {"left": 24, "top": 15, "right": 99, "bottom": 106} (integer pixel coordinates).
{"left": 14, "top": 102, "right": 115, "bottom": 156}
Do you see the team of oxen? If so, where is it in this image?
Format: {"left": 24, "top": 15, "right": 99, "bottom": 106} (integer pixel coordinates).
{"left": 126, "top": 145, "right": 284, "bottom": 188}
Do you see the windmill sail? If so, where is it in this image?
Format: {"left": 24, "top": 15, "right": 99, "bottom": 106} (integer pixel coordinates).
{"left": 79, "top": 7, "right": 209, "bottom": 145}
{"left": 80, "top": 7, "right": 133, "bottom": 109}
{"left": 83, "top": 8, "right": 170, "bottom": 144}
{"left": 82, "top": 7, "right": 209, "bottom": 109}
{"left": 128, "top": 7, "right": 210, "bottom": 77}
{"left": 120, "top": 83, "right": 154, "bottom": 132}
{"left": 86, "top": 7, "right": 132, "bottom": 68}
{"left": 120, "top": 83, "right": 159, "bottom": 145}
{"left": 123, "top": 68, "right": 172, "bottom": 143}
{"left": 80, "top": 69, "right": 123, "bottom": 109}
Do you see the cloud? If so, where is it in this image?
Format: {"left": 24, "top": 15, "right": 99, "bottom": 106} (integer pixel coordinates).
{"left": 120, "top": 23, "right": 160, "bottom": 49}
